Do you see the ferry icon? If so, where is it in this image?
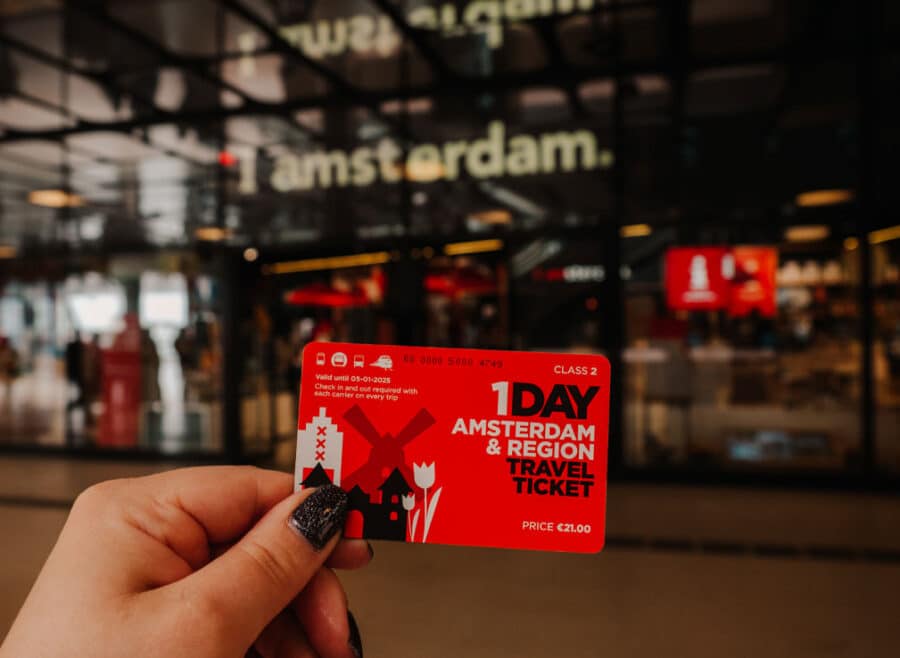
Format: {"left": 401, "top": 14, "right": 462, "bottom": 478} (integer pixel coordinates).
{"left": 370, "top": 355, "right": 393, "bottom": 370}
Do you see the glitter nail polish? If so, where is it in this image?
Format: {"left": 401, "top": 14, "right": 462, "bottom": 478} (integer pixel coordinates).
{"left": 289, "top": 485, "right": 349, "bottom": 551}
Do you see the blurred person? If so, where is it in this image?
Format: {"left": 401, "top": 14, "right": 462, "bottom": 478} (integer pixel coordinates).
{"left": 65, "top": 331, "right": 87, "bottom": 428}
{"left": 0, "top": 468, "right": 367, "bottom": 658}
{"left": 889, "top": 322, "right": 900, "bottom": 379}
{"left": 175, "top": 326, "right": 198, "bottom": 400}
{"left": 82, "top": 335, "right": 103, "bottom": 429}
{"left": 141, "top": 329, "right": 161, "bottom": 405}
{"left": 0, "top": 336, "right": 19, "bottom": 410}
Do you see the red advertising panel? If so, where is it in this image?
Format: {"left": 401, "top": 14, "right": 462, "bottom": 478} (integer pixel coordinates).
{"left": 97, "top": 349, "right": 141, "bottom": 447}
{"left": 665, "top": 247, "right": 732, "bottom": 311}
{"left": 729, "top": 247, "right": 777, "bottom": 317}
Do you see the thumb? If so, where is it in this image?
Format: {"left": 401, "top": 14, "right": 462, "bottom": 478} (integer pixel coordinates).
{"left": 176, "top": 485, "right": 349, "bottom": 648}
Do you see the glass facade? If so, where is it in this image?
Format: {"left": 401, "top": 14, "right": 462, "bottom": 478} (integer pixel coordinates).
{"left": 0, "top": 1, "right": 897, "bottom": 479}
{"left": 623, "top": 226, "right": 862, "bottom": 472}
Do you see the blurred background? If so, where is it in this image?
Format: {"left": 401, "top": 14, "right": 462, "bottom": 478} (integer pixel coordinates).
{"left": 0, "top": 1, "right": 898, "bottom": 656}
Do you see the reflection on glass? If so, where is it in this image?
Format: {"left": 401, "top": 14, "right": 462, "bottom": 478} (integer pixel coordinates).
{"left": 140, "top": 272, "right": 190, "bottom": 448}
{"left": 0, "top": 256, "right": 223, "bottom": 454}
{"left": 625, "top": 234, "right": 862, "bottom": 471}
{"left": 873, "top": 239, "right": 900, "bottom": 472}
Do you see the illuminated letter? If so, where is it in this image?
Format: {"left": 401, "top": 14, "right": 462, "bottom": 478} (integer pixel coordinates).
{"left": 376, "top": 138, "right": 403, "bottom": 183}
{"left": 407, "top": 144, "right": 445, "bottom": 182}
{"left": 348, "top": 15, "right": 376, "bottom": 53}
{"left": 308, "top": 151, "right": 350, "bottom": 188}
{"left": 467, "top": 121, "right": 506, "bottom": 178}
{"left": 540, "top": 130, "right": 598, "bottom": 173}
{"left": 506, "top": 134, "right": 540, "bottom": 175}
{"left": 271, "top": 154, "right": 306, "bottom": 192}
{"left": 374, "top": 16, "right": 401, "bottom": 56}
{"left": 556, "top": 0, "right": 594, "bottom": 11}
{"left": 298, "top": 19, "right": 348, "bottom": 59}
{"left": 442, "top": 141, "right": 468, "bottom": 180}
{"left": 351, "top": 147, "right": 377, "bottom": 187}
{"left": 237, "top": 147, "right": 257, "bottom": 195}
{"left": 407, "top": 6, "right": 439, "bottom": 29}
{"left": 279, "top": 24, "right": 304, "bottom": 48}
{"left": 505, "top": 0, "right": 537, "bottom": 21}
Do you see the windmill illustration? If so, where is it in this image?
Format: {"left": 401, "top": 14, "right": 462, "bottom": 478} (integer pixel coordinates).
{"left": 341, "top": 404, "right": 436, "bottom": 496}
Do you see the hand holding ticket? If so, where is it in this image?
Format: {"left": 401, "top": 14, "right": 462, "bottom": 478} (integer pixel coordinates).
{"left": 294, "top": 344, "right": 609, "bottom": 553}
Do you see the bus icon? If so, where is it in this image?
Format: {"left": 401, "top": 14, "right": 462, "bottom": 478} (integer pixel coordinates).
{"left": 353, "top": 355, "right": 365, "bottom": 368}
{"left": 315, "top": 352, "right": 326, "bottom": 366}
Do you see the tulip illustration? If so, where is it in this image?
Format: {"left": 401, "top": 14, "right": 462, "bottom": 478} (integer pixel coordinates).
{"left": 413, "top": 462, "right": 435, "bottom": 489}
{"left": 402, "top": 494, "right": 418, "bottom": 542}
{"left": 413, "top": 462, "right": 442, "bottom": 543}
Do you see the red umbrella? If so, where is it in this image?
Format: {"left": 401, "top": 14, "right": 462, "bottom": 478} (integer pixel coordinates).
{"left": 284, "top": 283, "right": 369, "bottom": 308}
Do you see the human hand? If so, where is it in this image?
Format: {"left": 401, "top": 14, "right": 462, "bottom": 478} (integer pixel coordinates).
{"left": 0, "top": 467, "right": 368, "bottom": 658}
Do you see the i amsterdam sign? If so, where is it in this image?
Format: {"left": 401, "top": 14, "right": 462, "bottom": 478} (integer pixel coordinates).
{"left": 238, "top": 121, "right": 613, "bottom": 194}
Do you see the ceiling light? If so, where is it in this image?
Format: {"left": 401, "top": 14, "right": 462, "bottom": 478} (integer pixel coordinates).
{"left": 469, "top": 209, "right": 513, "bottom": 225}
{"left": 870, "top": 225, "right": 900, "bottom": 245}
{"left": 195, "top": 227, "right": 232, "bottom": 242}
{"left": 785, "top": 225, "right": 830, "bottom": 242}
{"left": 28, "top": 189, "right": 84, "bottom": 208}
{"left": 243, "top": 247, "right": 259, "bottom": 262}
{"left": 620, "top": 224, "right": 652, "bottom": 238}
{"left": 0, "top": 245, "right": 17, "bottom": 259}
{"left": 264, "top": 251, "right": 391, "bottom": 275}
{"left": 843, "top": 237, "right": 859, "bottom": 251}
{"left": 795, "top": 189, "right": 854, "bottom": 207}
{"left": 444, "top": 239, "right": 504, "bottom": 257}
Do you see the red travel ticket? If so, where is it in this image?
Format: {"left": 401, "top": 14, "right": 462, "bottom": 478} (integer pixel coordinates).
{"left": 294, "top": 343, "right": 609, "bottom": 553}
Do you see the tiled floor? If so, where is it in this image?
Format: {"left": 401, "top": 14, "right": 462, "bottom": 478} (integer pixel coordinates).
{"left": 2, "top": 457, "right": 900, "bottom": 657}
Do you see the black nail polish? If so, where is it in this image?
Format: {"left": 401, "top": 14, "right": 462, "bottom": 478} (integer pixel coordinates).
{"left": 347, "top": 610, "right": 363, "bottom": 658}
{"left": 289, "top": 485, "right": 348, "bottom": 550}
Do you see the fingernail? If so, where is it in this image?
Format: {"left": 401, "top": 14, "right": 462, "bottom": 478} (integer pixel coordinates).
{"left": 289, "top": 485, "right": 348, "bottom": 551}
{"left": 347, "top": 610, "right": 363, "bottom": 658}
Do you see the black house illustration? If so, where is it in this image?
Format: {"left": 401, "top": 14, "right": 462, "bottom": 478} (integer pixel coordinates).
{"left": 301, "top": 463, "right": 412, "bottom": 541}
{"left": 301, "top": 463, "right": 333, "bottom": 488}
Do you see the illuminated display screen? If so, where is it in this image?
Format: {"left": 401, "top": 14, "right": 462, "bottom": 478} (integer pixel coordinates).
{"left": 665, "top": 247, "right": 733, "bottom": 311}
{"left": 665, "top": 246, "right": 778, "bottom": 317}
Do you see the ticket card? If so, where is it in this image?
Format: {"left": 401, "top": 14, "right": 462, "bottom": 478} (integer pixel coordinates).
{"left": 294, "top": 343, "right": 609, "bottom": 553}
